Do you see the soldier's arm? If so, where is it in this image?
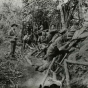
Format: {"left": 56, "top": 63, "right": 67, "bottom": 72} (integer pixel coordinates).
{"left": 38, "top": 37, "right": 41, "bottom": 43}
{"left": 7, "top": 30, "right": 13, "bottom": 38}
{"left": 56, "top": 37, "right": 62, "bottom": 51}
{"left": 59, "top": 42, "right": 70, "bottom": 51}
{"left": 49, "top": 29, "right": 58, "bottom": 34}
{"left": 8, "top": 30, "right": 11, "bottom": 36}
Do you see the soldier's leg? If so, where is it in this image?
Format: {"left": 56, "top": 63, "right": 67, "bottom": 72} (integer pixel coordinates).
{"left": 12, "top": 40, "right": 16, "bottom": 55}
{"left": 23, "top": 40, "right": 26, "bottom": 49}
{"left": 58, "top": 52, "right": 66, "bottom": 62}
{"left": 10, "top": 40, "right": 16, "bottom": 57}
{"left": 37, "top": 45, "right": 55, "bottom": 72}
{"left": 10, "top": 40, "right": 14, "bottom": 56}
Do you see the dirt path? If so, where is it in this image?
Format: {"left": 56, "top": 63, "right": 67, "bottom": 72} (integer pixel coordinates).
{"left": 0, "top": 39, "right": 47, "bottom": 88}
{"left": 22, "top": 72, "right": 44, "bottom": 88}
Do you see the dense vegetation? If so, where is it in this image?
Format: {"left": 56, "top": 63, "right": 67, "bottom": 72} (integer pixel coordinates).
{"left": 0, "top": 0, "right": 88, "bottom": 88}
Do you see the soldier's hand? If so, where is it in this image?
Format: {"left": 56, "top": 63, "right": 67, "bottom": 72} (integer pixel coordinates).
{"left": 49, "top": 41, "right": 52, "bottom": 44}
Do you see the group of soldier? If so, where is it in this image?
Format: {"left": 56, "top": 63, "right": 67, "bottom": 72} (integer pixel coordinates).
{"left": 8, "top": 21, "right": 78, "bottom": 72}
{"left": 35, "top": 25, "right": 70, "bottom": 72}
{"left": 32, "top": 23, "right": 78, "bottom": 72}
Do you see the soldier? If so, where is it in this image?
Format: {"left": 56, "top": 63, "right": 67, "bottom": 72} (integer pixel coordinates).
{"left": 38, "top": 31, "right": 47, "bottom": 44}
{"left": 23, "top": 32, "right": 30, "bottom": 49}
{"left": 38, "top": 31, "right": 48, "bottom": 54}
{"left": 21, "top": 20, "right": 26, "bottom": 42}
{"left": 47, "top": 29, "right": 69, "bottom": 61}
{"left": 40, "top": 25, "right": 44, "bottom": 31}
{"left": 8, "top": 24, "right": 18, "bottom": 57}
{"left": 37, "top": 29, "right": 70, "bottom": 72}
{"left": 47, "top": 25, "right": 58, "bottom": 43}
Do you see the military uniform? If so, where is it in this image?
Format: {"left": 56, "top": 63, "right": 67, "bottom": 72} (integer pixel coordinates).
{"left": 51, "top": 33, "right": 60, "bottom": 43}
{"left": 23, "top": 33, "right": 30, "bottom": 49}
{"left": 37, "top": 29, "right": 69, "bottom": 72}
{"left": 67, "top": 25, "right": 77, "bottom": 39}
{"left": 47, "top": 35, "right": 66, "bottom": 61}
{"left": 38, "top": 31, "right": 48, "bottom": 52}
{"left": 8, "top": 24, "right": 18, "bottom": 57}
{"left": 47, "top": 29, "right": 58, "bottom": 43}
{"left": 38, "top": 31, "right": 47, "bottom": 43}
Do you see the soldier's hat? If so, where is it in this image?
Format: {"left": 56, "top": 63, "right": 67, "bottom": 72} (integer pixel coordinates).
{"left": 14, "top": 36, "right": 18, "bottom": 40}
{"left": 60, "top": 28, "right": 66, "bottom": 34}
{"left": 11, "top": 24, "right": 18, "bottom": 27}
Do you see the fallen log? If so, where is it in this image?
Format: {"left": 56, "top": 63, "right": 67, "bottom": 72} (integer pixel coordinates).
{"left": 65, "top": 60, "right": 88, "bottom": 66}
{"left": 63, "top": 59, "right": 88, "bottom": 88}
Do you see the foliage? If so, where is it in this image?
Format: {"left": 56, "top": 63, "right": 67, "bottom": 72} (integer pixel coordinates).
{"left": 22, "top": 0, "right": 60, "bottom": 28}
{"left": 0, "top": 1, "right": 22, "bottom": 35}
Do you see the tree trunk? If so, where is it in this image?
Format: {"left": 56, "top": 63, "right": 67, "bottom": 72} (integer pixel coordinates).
{"left": 78, "top": 0, "right": 83, "bottom": 24}
{"left": 64, "top": 60, "right": 71, "bottom": 88}
{"left": 60, "top": 5, "right": 66, "bottom": 30}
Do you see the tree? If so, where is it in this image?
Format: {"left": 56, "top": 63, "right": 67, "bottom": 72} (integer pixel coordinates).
{"left": 0, "top": 1, "right": 22, "bottom": 35}
{"left": 22, "top": 0, "right": 58, "bottom": 28}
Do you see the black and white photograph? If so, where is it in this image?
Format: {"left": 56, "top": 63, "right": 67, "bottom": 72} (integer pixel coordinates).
{"left": 0, "top": 0, "right": 88, "bottom": 88}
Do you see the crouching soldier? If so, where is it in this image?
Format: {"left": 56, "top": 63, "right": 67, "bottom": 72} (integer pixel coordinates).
{"left": 47, "top": 25, "right": 58, "bottom": 43}
{"left": 37, "top": 29, "right": 70, "bottom": 72}
{"left": 8, "top": 24, "right": 18, "bottom": 57}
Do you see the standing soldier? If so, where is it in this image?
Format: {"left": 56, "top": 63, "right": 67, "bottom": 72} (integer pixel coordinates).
{"left": 8, "top": 24, "right": 18, "bottom": 57}
{"left": 40, "top": 25, "right": 44, "bottom": 31}
{"left": 21, "top": 20, "right": 26, "bottom": 42}
{"left": 23, "top": 32, "right": 30, "bottom": 49}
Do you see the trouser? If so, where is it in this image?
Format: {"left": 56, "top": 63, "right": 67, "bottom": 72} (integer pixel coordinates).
{"left": 10, "top": 40, "right": 16, "bottom": 56}
{"left": 23, "top": 40, "right": 29, "bottom": 49}
{"left": 23, "top": 40, "right": 26, "bottom": 49}
{"left": 47, "top": 44, "right": 69, "bottom": 62}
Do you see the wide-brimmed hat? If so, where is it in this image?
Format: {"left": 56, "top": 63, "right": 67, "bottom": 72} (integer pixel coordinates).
{"left": 11, "top": 24, "right": 18, "bottom": 27}
{"left": 13, "top": 36, "right": 18, "bottom": 40}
